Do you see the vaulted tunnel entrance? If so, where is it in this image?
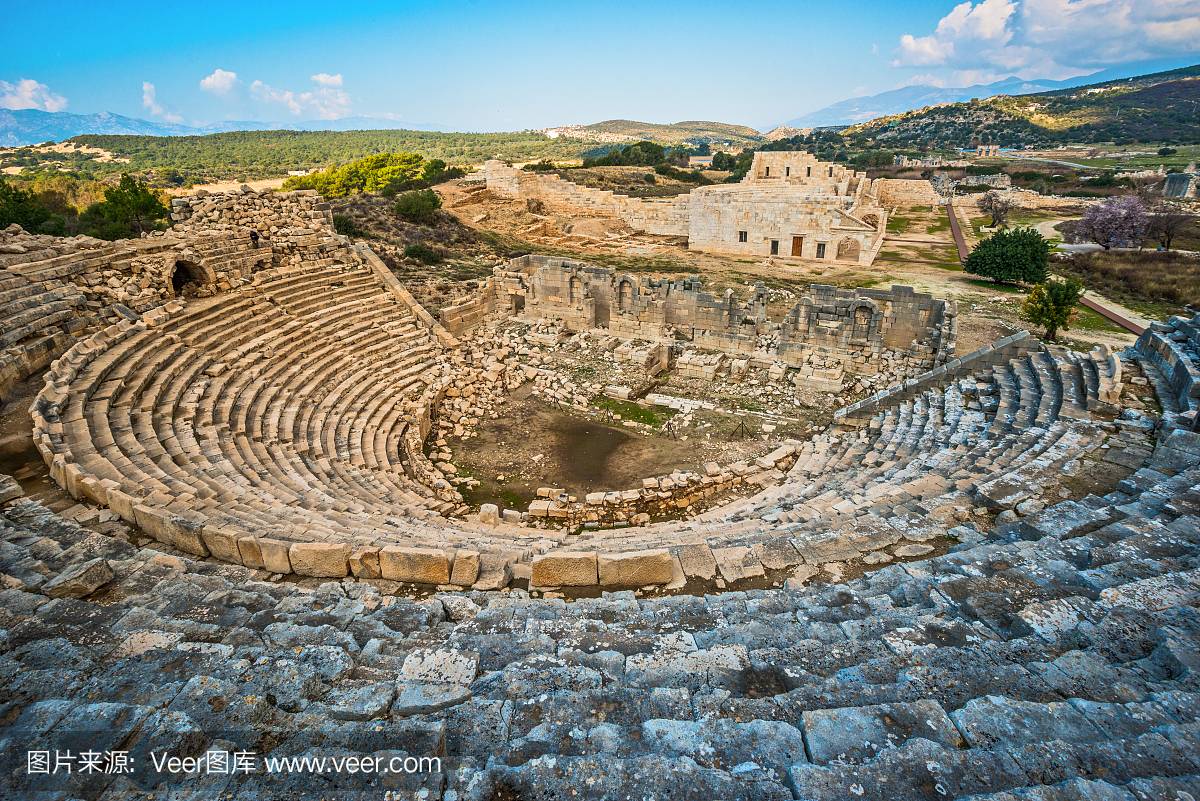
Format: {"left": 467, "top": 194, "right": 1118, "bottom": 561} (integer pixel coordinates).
{"left": 171, "top": 260, "right": 205, "bottom": 298}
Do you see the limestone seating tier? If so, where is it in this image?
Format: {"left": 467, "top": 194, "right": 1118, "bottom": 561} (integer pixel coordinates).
{"left": 1135, "top": 312, "right": 1200, "bottom": 428}
{"left": 560, "top": 346, "right": 1129, "bottom": 579}
{"left": 1, "top": 407, "right": 1198, "bottom": 798}
{"left": 0, "top": 268, "right": 90, "bottom": 401}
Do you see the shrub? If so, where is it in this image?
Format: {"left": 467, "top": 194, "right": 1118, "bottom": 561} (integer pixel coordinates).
{"left": 652, "top": 164, "right": 712, "bottom": 184}
{"left": 404, "top": 243, "right": 443, "bottom": 264}
{"left": 78, "top": 174, "right": 169, "bottom": 239}
{"left": 284, "top": 152, "right": 463, "bottom": 198}
{"left": 332, "top": 214, "right": 366, "bottom": 238}
{"left": 1021, "top": 277, "right": 1084, "bottom": 342}
{"left": 0, "top": 178, "right": 59, "bottom": 232}
{"left": 964, "top": 227, "right": 1051, "bottom": 284}
{"left": 522, "top": 160, "right": 557, "bottom": 172}
{"left": 393, "top": 189, "right": 442, "bottom": 224}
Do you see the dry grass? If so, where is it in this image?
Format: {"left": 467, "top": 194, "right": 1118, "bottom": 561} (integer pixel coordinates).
{"left": 1059, "top": 251, "right": 1200, "bottom": 310}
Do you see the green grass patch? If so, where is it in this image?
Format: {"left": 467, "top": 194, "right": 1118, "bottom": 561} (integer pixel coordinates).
{"left": 838, "top": 274, "right": 895, "bottom": 289}
{"left": 1070, "top": 303, "right": 1128, "bottom": 334}
{"left": 886, "top": 214, "right": 912, "bottom": 234}
{"left": 591, "top": 396, "right": 677, "bottom": 427}
{"left": 927, "top": 215, "right": 951, "bottom": 234}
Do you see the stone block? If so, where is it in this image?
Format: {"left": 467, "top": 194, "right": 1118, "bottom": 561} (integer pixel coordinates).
{"left": 43, "top": 558, "right": 114, "bottom": 599}
{"left": 450, "top": 550, "right": 481, "bottom": 586}
{"left": 802, "top": 700, "right": 964, "bottom": 764}
{"left": 238, "top": 537, "right": 265, "bottom": 569}
{"left": 288, "top": 542, "right": 349, "bottom": 578}
{"left": 598, "top": 549, "right": 673, "bottom": 586}
{"left": 401, "top": 647, "right": 479, "bottom": 685}
{"left": 259, "top": 538, "right": 293, "bottom": 573}
{"left": 349, "top": 546, "right": 382, "bottom": 578}
{"left": 200, "top": 526, "right": 243, "bottom": 564}
{"left": 531, "top": 551, "right": 598, "bottom": 587}
{"left": 379, "top": 546, "right": 451, "bottom": 584}
{"left": 478, "top": 503, "right": 500, "bottom": 525}
{"left": 675, "top": 544, "right": 717, "bottom": 580}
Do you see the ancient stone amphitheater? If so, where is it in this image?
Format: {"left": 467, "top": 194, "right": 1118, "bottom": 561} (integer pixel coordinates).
{"left": 1, "top": 189, "right": 1199, "bottom": 800}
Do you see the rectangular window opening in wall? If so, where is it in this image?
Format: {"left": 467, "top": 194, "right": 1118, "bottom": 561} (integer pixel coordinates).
{"left": 765, "top": 166, "right": 770, "bottom": 177}
{"left": 816, "top": 242, "right": 827, "bottom": 259}
{"left": 738, "top": 230, "right": 748, "bottom": 243}
{"left": 828, "top": 167, "right": 834, "bottom": 177}
{"left": 770, "top": 240, "right": 779, "bottom": 255}
{"left": 785, "top": 166, "right": 790, "bottom": 176}
{"left": 806, "top": 166, "right": 811, "bottom": 177}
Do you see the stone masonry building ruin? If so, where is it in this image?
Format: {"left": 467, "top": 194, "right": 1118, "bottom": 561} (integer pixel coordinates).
{"left": 2, "top": 182, "right": 1200, "bottom": 799}
{"left": 440, "top": 254, "right": 956, "bottom": 392}
{"left": 483, "top": 151, "right": 944, "bottom": 264}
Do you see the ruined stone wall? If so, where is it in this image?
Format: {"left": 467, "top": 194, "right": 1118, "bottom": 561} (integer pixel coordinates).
{"left": 742, "top": 152, "right": 866, "bottom": 198}
{"left": 483, "top": 255, "right": 956, "bottom": 377}
{"left": 481, "top": 161, "right": 689, "bottom": 236}
{"left": 482, "top": 154, "right": 890, "bottom": 263}
{"left": 170, "top": 187, "right": 334, "bottom": 235}
{"left": 871, "top": 177, "right": 945, "bottom": 207}
{"left": 440, "top": 277, "right": 498, "bottom": 334}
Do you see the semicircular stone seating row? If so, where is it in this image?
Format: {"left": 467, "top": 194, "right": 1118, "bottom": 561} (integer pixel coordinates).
{"left": 31, "top": 258, "right": 570, "bottom": 582}
{"left": 28, "top": 253, "right": 1135, "bottom": 589}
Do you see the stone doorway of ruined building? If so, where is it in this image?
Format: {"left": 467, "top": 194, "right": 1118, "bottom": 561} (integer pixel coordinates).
{"left": 791, "top": 236, "right": 804, "bottom": 257}
{"left": 171, "top": 259, "right": 205, "bottom": 297}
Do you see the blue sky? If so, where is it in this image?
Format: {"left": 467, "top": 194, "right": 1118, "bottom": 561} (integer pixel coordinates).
{"left": 2, "top": 0, "right": 1198, "bottom": 131}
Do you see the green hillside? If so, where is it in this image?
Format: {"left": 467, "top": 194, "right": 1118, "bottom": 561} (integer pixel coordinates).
{"left": 60, "top": 129, "right": 590, "bottom": 183}
{"left": 574, "top": 119, "right": 764, "bottom": 146}
{"left": 845, "top": 64, "right": 1200, "bottom": 148}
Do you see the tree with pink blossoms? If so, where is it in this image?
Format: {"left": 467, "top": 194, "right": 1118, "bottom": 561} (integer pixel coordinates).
{"left": 1078, "top": 196, "right": 1148, "bottom": 250}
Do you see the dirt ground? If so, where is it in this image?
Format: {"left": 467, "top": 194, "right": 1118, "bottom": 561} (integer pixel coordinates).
{"left": 453, "top": 388, "right": 776, "bottom": 509}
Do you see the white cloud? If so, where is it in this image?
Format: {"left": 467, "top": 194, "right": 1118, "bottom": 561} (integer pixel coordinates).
{"left": 0, "top": 78, "right": 68, "bottom": 112}
{"left": 250, "top": 74, "right": 350, "bottom": 119}
{"left": 200, "top": 68, "right": 239, "bottom": 95}
{"left": 894, "top": 0, "right": 1200, "bottom": 82}
{"left": 142, "top": 82, "right": 183, "bottom": 124}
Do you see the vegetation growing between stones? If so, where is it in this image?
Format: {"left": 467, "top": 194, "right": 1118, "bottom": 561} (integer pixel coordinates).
{"left": 393, "top": 189, "right": 443, "bottom": 224}
{"left": 591, "top": 397, "right": 677, "bottom": 428}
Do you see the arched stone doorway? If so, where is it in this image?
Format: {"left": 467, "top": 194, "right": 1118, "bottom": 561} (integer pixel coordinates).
{"left": 836, "top": 238, "right": 861, "bottom": 262}
{"left": 170, "top": 259, "right": 207, "bottom": 298}
{"left": 617, "top": 279, "right": 634, "bottom": 312}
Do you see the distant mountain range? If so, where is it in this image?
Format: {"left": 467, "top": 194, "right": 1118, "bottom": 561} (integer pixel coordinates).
{"left": 0, "top": 110, "right": 443, "bottom": 148}
{"left": 778, "top": 58, "right": 1200, "bottom": 129}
